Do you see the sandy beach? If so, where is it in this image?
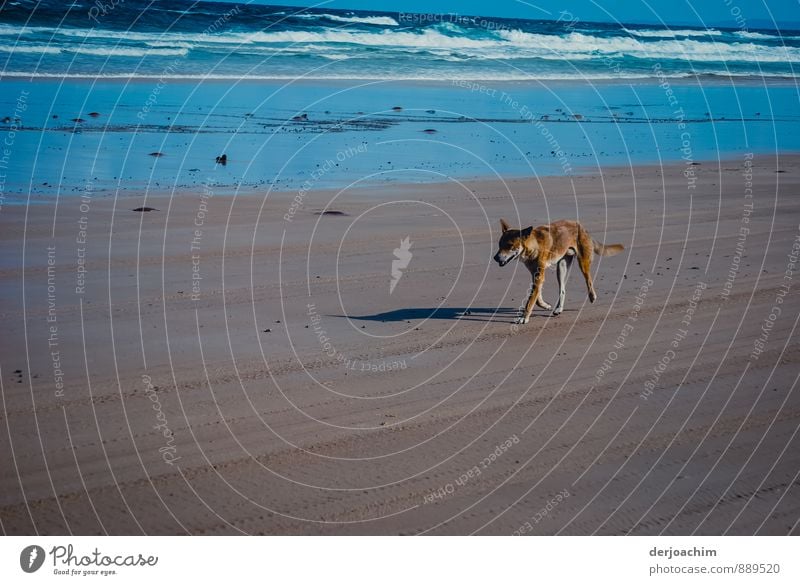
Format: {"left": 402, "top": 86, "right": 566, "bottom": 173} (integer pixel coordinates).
{"left": 1, "top": 153, "right": 798, "bottom": 535}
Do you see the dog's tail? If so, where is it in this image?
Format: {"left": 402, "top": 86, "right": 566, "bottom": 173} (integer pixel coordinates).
{"left": 593, "top": 241, "right": 625, "bottom": 257}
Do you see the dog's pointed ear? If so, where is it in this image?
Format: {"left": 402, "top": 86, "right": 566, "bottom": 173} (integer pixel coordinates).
{"left": 521, "top": 226, "right": 533, "bottom": 238}
{"left": 500, "top": 218, "right": 510, "bottom": 233}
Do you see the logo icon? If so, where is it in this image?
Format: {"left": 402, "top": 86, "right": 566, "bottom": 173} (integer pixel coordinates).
{"left": 20, "top": 545, "right": 45, "bottom": 573}
{"left": 389, "top": 236, "right": 413, "bottom": 294}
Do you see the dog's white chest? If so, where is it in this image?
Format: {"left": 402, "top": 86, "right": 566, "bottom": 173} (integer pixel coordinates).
{"left": 544, "top": 258, "right": 562, "bottom": 270}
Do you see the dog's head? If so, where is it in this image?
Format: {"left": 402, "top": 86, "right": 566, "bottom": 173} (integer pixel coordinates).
{"left": 494, "top": 219, "right": 532, "bottom": 267}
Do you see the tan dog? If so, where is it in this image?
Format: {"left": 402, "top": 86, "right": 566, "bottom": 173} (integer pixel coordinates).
{"left": 493, "top": 219, "right": 624, "bottom": 324}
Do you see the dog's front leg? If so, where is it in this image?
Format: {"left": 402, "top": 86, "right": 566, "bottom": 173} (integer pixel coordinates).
{"left": 516, "top": 290, "right": 537, "bottom": 325}
{"left": 516, "top": 261, "right": 545, "bottom": 325}
{"left": 535, "top": 293, "right": 552, "bottom": 311}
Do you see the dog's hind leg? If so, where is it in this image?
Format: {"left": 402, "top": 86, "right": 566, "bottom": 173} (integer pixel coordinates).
{"left": 577, "top": 232, "right": 597, "bottom": 303}
{"left": 552, "top": 256, "right": 571, "bottom": 316}
{"left": 577, "top": 254, "right": 596, "bottom": 302}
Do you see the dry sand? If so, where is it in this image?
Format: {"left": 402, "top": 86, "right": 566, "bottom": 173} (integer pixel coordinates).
{"left": 1, "top": 155, "right": 799, "bottom": 535}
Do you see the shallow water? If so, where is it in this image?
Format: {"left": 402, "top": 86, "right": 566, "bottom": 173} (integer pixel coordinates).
{"left": 0, "top": 77, "right": 798, "bottom": 203}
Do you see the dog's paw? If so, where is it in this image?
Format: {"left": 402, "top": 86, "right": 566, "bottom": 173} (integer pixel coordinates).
{"left": 539, "top": 301, "right": 552, "bottom": 311}
{"left": 515, "top": 315, "right": 530, "bottom": 325}
{"left": 552, "top": 309, "right": 562, "bottom": 317}
{"left": 589, "top": 291, "right": 597, "bottom": 303}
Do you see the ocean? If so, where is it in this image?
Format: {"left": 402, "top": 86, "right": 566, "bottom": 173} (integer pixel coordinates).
{"left": 1, "top": 0, "right": 799, "bottom": 199}
{"left": 2, "top": 0, "right": 799, "bottom": 80}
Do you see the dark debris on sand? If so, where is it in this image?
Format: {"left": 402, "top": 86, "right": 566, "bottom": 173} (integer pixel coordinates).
{"left": 315, "top": 210, "right": 348, "bottom": 216}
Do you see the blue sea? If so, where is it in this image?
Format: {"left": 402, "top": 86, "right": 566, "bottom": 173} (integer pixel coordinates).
{"left": 2, "top": 0, "right": 800, "bottom": 80}
{"left": 1, "top": 0, "right": 799, "bottom": 199}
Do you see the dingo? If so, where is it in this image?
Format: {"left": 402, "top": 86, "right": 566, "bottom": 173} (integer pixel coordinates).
{"left": 493, "top": 219, "right": 624, "bottom": 324}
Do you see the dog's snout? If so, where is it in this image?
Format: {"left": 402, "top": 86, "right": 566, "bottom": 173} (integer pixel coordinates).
{"left": 493, "top": 252, "right": 508, "bottom": 267}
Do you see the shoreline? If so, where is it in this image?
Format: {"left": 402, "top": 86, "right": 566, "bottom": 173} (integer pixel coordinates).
{"left": 3, "top": 72, "right": 800, "bottom": 85}
{"left": 3, "top": 151, "right": 793, "bottom": 206}
{"left": 2, "top": 151, "right": 800, "bottom": 207}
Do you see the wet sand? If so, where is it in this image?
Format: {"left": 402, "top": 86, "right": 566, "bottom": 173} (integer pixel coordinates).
{"left": 3, "top": 77, "right": 800, "bottom": 200}
{"left": 1, "top": 155, "right": 799, "bottom": 535}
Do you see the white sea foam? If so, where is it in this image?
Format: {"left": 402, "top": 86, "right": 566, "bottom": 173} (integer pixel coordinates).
{"left": 498, "top": 30, "right": 800, "bottom": 63}
{"left": 0, "top": 45, "right": 62, "bottom": 54}
{"left": 237, "top": 28, "right": 503, "bottom": 49}
{"left": 71, "top": 46, "right": 189, "bottom": 57}
{"left": 0, "top": 44, "right": 188, "bottom": 57}
{"left": 0, "top": 24, "right": 31, "bottom": 35}
{"left": 624, "top": 28, "right": 723, "bottom": 38}
{"left": 295, "top": 13, "right": 399, "bottom": 26}
{"left": 734, "top": 30, "right": 800, "bottom": 41}
{"left": 2, "top": 20, "right": 799, "bottom": 76}
{"left": 735, "top": 31, "right": 777, "bottom": 40}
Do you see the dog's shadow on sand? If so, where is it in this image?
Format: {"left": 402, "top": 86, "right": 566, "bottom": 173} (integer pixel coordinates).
{"left": 335, "top": 307, "right": 523, "bottom": 323}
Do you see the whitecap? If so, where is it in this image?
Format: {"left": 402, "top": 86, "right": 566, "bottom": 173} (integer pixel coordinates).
{"left": 623, "top": 28, "right": 723, "bottom": 38}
